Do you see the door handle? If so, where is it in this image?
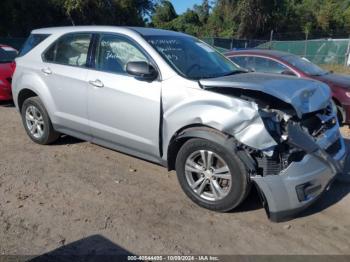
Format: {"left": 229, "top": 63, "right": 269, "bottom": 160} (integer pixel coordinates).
{"left": 41, "top": 67, "right": 52, "bottom": 75}
{"left": 89, "top": 79, "right": 104, "bottom": 88}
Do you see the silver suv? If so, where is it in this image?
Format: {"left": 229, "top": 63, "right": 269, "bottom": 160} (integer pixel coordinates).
{"left": 12, "top": 26, "right": 347, "bottom": 221}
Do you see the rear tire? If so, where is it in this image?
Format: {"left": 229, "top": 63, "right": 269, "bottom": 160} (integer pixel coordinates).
{"left": 21, "top": 96, "right": 60, "bottom": 145}
{"left": 175, "top": 138, "right": 250, "bottom": 212}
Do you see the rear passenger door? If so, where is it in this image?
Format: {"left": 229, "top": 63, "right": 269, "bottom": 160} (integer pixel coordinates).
{"left": 41, "top": 33, "right": 93, "bottom": 138}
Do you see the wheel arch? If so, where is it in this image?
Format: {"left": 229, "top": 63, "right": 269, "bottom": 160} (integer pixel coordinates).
{"left": 14, "top": 73, "right": 56, "bottom": 120}
{"left": 17, "top": 89, "right": 39, "bottom": 112}
{"left": 167, "top": 125, "right": 233, "bottom": 171}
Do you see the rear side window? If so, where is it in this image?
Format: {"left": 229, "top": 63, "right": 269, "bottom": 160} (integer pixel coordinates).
{"left": 18, "top": 34, "right": 49, "bottom": 57}
{"left": 43, "top": 33, "right": 92, "bottom": 68}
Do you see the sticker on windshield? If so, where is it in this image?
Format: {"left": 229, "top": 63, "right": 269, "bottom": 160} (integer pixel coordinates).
{"left": 1, "top": 46, "right": 17, "bottom": 52}
{"left": 196, "top": 42, "right": 214, "bottom": 52}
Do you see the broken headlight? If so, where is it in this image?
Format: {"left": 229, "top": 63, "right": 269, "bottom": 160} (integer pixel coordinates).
{"left": 259, "top": 109, "right": 290, "bottom": 143}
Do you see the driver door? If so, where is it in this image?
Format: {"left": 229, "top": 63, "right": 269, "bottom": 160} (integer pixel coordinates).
{"left": 87, "top": 33, "right": 162, "bottom": 159}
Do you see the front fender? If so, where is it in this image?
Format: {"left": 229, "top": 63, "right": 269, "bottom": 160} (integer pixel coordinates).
{"left": 161, "top": 83, "right": 277, "bottom": 160}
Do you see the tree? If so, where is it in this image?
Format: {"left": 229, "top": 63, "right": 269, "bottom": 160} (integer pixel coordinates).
{"left": 0, "top": 0, "right": 67, "bottom": 37}
{"left": 151, "top": 0, "right": 177, "bottom": 28}
{"left": 193, "top": 0, "right": 210, "bottom": 24}
{"left": 170, "top": 10, "right": 202, "bottom": 36}
{"left": 0, "top": 0, "right": 156, "bottom": 37}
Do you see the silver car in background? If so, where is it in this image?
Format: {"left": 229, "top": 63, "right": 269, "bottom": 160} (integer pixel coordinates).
{"left": 12, "top": 26, "right": 347, "bottom": 222}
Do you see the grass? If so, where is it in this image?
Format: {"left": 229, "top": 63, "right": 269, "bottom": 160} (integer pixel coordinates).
{"left": 320, "top": 64, "right": 350, "bottom": 75}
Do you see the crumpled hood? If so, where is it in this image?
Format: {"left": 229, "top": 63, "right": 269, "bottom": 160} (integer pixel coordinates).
{"left": 200, "top": 72, "right": 331, "bottom": 117}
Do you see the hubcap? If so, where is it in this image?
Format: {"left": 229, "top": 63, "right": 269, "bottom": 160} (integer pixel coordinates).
{"left": 25, "top": 105, "right": 45, "bottom": 139}
{"left": 185, "top": 150, "right": 232, "bottom": 201}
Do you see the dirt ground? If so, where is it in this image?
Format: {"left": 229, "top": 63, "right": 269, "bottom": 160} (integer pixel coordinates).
{"left": 0, "top": 101, "right": 350, "bottom": 257}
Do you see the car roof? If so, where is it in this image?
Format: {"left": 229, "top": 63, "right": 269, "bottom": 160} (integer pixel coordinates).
{"left": 128, "top": 27, "right": 188, "bottom": 37}
{"left": 31, "top": 26, "right": 188, "bottom": 37}
{"left": 225, "top": 49, "right": 293, "bottom": 59}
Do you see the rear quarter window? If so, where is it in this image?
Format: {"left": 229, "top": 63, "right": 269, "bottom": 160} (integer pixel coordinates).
{"left": 18, "top": 34, "right": 50, "bottom": 57}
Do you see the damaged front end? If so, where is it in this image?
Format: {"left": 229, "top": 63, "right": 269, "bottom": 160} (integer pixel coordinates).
{"left": 200, "top": 73, "right": 347, "bottom": 222}
{"left": 251, "top": 103, "right": 346, "bottom": 222}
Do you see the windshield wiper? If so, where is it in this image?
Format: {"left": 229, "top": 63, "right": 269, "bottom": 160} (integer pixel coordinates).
{"left": 221, "top": 69, "right": 249, "bottom": 77}
{"left": 198, "top": 69, "right": 249, "bottom": 80}
{"left": 312, "top": 71, "right": 330, "bottom": 76}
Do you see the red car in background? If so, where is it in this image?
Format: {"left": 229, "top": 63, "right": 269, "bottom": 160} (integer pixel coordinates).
{"left": 0, "top": 44, "right": 17, "bottom": 101}
{"left": 226, "top": 49, "right": 350, "bottom": 125}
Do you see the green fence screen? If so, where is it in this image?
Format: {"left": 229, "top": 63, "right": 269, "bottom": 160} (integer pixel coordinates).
{"left": 202, "top": 37, "right": 350, "bottom": 65}
{"left": 259, "top": 39, "right": 350, "bottom": 65}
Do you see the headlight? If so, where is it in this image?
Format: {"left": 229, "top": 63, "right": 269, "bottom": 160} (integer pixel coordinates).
{"left": 345, "top": 92, "right": 350, "bottom": 98}
{"left": 0, "top": 79, "right": 4, "bottom": 85}
{"left": 260, "top": 109, "right": 292, "bottom": 143}
{"left": 260, "top": 111, "right": 283, "bottom": 140}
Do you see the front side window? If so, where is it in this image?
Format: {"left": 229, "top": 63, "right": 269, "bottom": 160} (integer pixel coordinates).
{"left": 0, "top": 46, "right": 18, "bottom": 63}
{"left": 145, "top": 35, "right": 239, "bottom": 80}
{"left": 19, "top": 34, "right": 49, "bottom": 57}
{"left": 95, "top": 34, "right": 148, "bottom": 74}
{"left": 254, "top": 57, "right": 288, "bottom": 74}
{"left": 43, "top": 33, "right": 92, "bottom": 67}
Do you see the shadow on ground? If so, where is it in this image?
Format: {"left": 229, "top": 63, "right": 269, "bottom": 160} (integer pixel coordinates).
{"left": 54, "top": 135, "right": 83, "bottom": 145}
{"left": 29, "top": 235, "right": 134, "bottom": 262}
{"left": 0, "top": 100, "right": 15, "bottom": 107}
{"left": 234, "top": 186, "right": 263, "bottom": 213}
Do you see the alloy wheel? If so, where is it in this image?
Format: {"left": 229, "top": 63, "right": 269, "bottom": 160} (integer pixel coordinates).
{"left": 184, "top": 150, "right": 232, "bottom": 201}
{"left": 25, "top": 105, "right": 45, "bottom": 139}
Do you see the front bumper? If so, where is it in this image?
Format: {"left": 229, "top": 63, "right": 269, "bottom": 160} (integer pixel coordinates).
{"left": 251, "top": 122, "right": 347, "bottom": 222}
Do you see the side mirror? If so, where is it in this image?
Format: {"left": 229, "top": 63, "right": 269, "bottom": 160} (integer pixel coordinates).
{"left": 126, "top": 61, "right": 158, "bottom": 81}
{"left": 281, "top": 69, "right": 296, "bottom": 76}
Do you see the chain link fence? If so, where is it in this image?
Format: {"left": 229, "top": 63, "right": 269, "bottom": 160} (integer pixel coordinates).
{"left": 202, "top": 33, "right": 350, "bottom": 67}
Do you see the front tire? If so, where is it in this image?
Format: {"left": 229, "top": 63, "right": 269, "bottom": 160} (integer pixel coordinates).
{"left": 175, "top": 138, "right": 250, "bottom": 212}
{"left": 21, "top": 96, "right": 60, "bottom": 145}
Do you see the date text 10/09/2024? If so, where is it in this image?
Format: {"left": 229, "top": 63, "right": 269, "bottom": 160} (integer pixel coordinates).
{"left": 127, "top": 255, "right": 220, "bottom": 261}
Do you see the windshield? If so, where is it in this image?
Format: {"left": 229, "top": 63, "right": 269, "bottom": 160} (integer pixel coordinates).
{"left": 0, "top": 46, "right": 17, "bottom": 63}
{"left": 282, "top": 55, "right": 327, "bottom": 76}
{"left": 145, "top": 35, "right": 240, "bottom": 79}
